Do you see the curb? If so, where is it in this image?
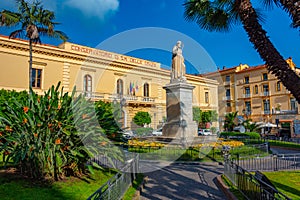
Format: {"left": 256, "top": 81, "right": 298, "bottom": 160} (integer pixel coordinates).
{"left": 132, "top": 176, "right": 148, "bottom": 200}
{"left": 216, "top": 174, "right": 238, "bottom": 200}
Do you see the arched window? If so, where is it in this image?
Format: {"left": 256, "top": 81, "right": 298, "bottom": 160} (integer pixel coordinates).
{"left": 117, "top": 79, "right": 123, "bottom": 95}
{"left": 83, "top": 75, "right": 92, "bottom": 96}
{"left": 254, "top": 85, "right": 258, "bottom": 94}
{"left": 276, "top": 81, "right": 281, "bottom": 91}
{"left": 144, "top": 83, "right": 149, "bottom": 97}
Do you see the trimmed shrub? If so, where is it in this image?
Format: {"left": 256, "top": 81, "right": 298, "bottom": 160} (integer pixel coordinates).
{"left": 220, "top": 132, "right": 260, "bottom": 139}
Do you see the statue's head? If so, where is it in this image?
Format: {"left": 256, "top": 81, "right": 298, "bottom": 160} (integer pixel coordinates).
{"left": 176, "top": 41, "right": 182, "bottom": 47}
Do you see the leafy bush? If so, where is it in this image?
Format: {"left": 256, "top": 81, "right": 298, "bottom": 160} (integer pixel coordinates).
{"left": 220, "top": 132, "right": 260, "bottom": 139}
{"left": 94, "top": 101, "right": 123, "bottom": 141}
{"left": 0, "top": 83, "right": 122, "bottom": 180}
{"left": 135, "top": 127, "right": 153, "bottom": 136}
{"left": 133, "top": 111, "right": 151, "bottom": 127}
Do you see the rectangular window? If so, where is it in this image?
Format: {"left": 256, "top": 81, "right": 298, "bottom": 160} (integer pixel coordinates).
{"left": 245, "top": 101, "right": 251, "bottom": 114}
{"left": 291, "top": 98, "right": 297, "bottom": 111}
{"left": 244, "top": 76, "right": 249, "bottom": 84}
{"left": 263, "top": 73, "right": 268, "bottom": 81}
{"left": 205, "top": 92, "right": 209, "bottom": 103}
{"left": 245, "top": 87, "right": 250, "bottom": 97}
{"left": 226, "top": 89, "right": 230, "bottom": 99}
{"left": 263, "top": 100, "right": 270, "bottom": 114}
{"left": 31, "top": 68, "right": 42, "bottom": 88}
{"left": 225, "top": 75, "right": 230, "bottom": 82}
{"left": 263, "top": 84, "right": 269, "bottom": 96}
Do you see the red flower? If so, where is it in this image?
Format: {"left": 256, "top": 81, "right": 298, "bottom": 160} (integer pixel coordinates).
{"left": 82, "top": 114, "right": 88, "bottom": 119}
{"left": 55, "top": 139, "right": 61, "bottom": 144}
{"left": 23, "top": 107, "right": 29, "bottom": 113}
{"left": 5, "top": 126, "right": 12, "bottom": 132}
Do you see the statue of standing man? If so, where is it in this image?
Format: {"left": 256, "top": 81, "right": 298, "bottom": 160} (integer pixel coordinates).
{"left": 171, "top": 41, "right": 186, "bottom": 82}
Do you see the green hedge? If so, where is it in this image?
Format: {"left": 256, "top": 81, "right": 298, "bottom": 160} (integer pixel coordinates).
{"left": 220, "top": 132, "right": 260, "bottom": 139}
{"left": 135, "top": 127, "right": 153, "bottom": 136}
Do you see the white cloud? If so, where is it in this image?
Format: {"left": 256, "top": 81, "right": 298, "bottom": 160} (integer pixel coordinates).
{"left": 65, "top": 0, "right": 119, "bottom": 20}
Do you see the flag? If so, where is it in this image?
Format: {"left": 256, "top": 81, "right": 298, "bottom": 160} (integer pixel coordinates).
{"left": 129, "top": 82, "right": 133, "bottom": 94}
{"left": 135, "top": 81, "right": 139, "bottom": 92}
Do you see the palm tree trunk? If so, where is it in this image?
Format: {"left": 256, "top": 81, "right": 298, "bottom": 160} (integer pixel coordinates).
{"left": 238, "top": 0, "right": 300, "bottom": 103}
{"left": 29, "top": 39, "right": 32, "bottom": 91}
{"left": 279, "top": 0, "right": 300, "bottom": 28}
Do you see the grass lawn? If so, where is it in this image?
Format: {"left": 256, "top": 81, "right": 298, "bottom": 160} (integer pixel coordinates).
{"left": 0, "top": 168, "right": 117, "bottom": 200}
{"left": 264, "top": 171, "right": 300, "bottom": 200}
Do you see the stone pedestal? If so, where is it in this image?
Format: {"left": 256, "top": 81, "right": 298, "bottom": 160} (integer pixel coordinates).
{"left": 162, "top": 81, "right": 198, "bottom": 144}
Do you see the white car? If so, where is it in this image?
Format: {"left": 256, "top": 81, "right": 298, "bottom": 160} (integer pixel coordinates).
{"left": 198, "top": 129, "right": 212, "bottom": 136}
{"left": 152, "top": 127, "right": 163, "bottom": 136}
{"left": 122, "top": 130, "right": 135, "bottom": 139}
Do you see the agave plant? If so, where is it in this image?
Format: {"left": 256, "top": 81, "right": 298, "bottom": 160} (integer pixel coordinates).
{"left": 0, "top": 83, "right": 123, "bottom": 180}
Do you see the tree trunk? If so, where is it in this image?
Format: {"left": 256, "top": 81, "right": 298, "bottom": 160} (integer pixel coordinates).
{"left": 29, "top": 39, "right": 33, "bottom": 91}
{"left": 279, "top": 0, "right": 300, "bottom": 28}
{"left": 238, "top": 0, "right": 300, "bottom": 103}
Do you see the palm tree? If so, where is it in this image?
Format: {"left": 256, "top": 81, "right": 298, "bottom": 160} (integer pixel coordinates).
{"left": 263, "top": 0, "right": 300, "bottom": 28}
{"left": 183, "top": 0, "right": 300, "bottom": 103}
{"left": 224, "top": 111, "right": 238, "bottom": 131}
{"left": 0, "top": 0, "right": 68, "bottom": 90}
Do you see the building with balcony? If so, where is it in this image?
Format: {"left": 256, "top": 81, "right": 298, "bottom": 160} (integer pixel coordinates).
{"left": 202, "top": 60, "right": 300, "bottom": 137}
{"left": 0, "top": 35, "right": 219, "bottom": 130}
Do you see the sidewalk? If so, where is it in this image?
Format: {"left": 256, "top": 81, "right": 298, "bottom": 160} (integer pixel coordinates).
{"left": 139, "top": 162, "right": 226, "bottom": 200}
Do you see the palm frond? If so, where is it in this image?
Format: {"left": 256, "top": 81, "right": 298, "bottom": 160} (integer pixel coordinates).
{"left": 183, "top": 0, "right": 236, "bottom": 32}
{"left": 9, "top": 29, "right": 24, "bottom": 39}
{"left": 38, "top": 28, "right": 68, "bottom": 42}
{"left": 0, "top": 10, "right": 21, "bottom": 27}
{"left": 260, "top": 0, "right": 279, "bottom": 10}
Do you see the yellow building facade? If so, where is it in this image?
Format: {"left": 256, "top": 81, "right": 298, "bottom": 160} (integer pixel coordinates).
{"left": 203, "top": 60, "right": 300, "bottom": 137}
{"left": 0, "top": 35, "right": 219, "bottom": 130}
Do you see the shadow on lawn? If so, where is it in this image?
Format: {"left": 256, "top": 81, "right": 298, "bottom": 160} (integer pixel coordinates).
{"left": 271, "top": 180, "right": 300, "bottom": 197}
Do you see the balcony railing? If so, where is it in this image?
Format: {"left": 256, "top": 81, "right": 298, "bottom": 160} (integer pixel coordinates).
{"left": 261, "top": 91, "right": 270, "bottom": 96}
{"left": 77, "top": 91, "right": 156, "bottom": 104}
{"left": 272, "top": 110, "right": 298, "bottom": 115}
{"left": 224, "top": 81, "right": 230, "bottom": 85}
{"left": 262, "top": 110, "right": 271, "bottom": 115}
{"left": 243, "top": 93, "right": 251, "bottom": 98}
{"left": 223, "top": 96, "right": 232, "bottom": 101}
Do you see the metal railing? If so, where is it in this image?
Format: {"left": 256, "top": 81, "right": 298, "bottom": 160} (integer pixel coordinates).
{"left": 232, "top": 153, "right": 300, "bottom": 172}
{"left": 76, "top": 91, "right": 156, "bottom": 103}
{"left": 224, "top": 158, "right": 291, "bottom": 200}
{"left": 87, "top": 153, "right": 139, "bottom": 200}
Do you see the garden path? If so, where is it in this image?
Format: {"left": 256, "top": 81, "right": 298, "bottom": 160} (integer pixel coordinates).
{"left": 139, "top": 161, "right": 226, "bottom": 200}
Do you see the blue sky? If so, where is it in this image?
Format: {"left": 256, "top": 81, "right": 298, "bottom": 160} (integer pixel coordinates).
{"left": 0, "top": 0, "right": 299, "bottom": 74}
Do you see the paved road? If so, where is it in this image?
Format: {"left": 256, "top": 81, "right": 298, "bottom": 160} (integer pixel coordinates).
{"left": 270, "top": 147, "right": 300, "bottom": 154}
{"left": 140, "top": 162, "right": 226, "bottom": 200}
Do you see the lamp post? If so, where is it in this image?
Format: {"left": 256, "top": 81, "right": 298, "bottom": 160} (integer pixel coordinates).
{"left": 222, "top": 145, "right": 231, "bottom": 162}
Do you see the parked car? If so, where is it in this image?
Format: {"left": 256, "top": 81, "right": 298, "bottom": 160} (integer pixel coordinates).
{"left": 122, "top": 130, "right": 135, "bottom": 139}
{"left": 198, "top": 129, "right": 212, "bottom": 136}
{"left": 152, "top": 127, "right": 163, "bottom": 136}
